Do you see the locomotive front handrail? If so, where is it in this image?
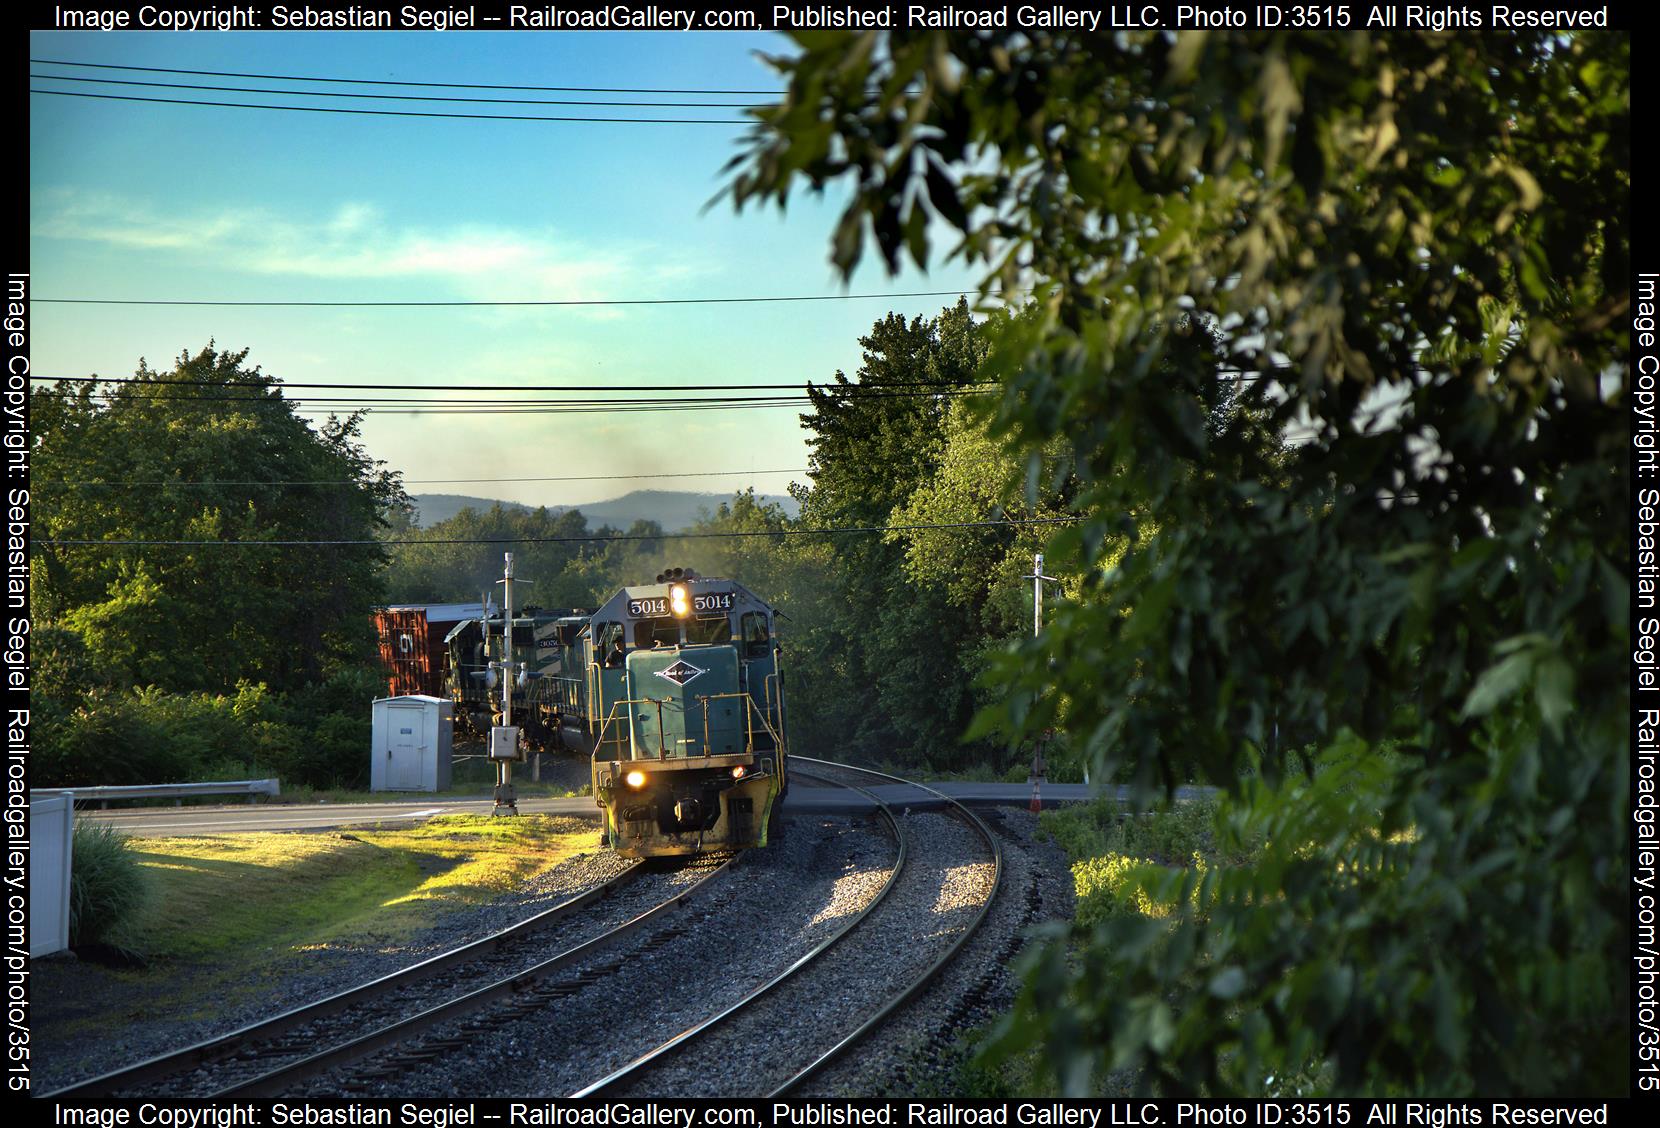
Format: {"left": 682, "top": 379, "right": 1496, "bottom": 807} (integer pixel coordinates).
{"left": 692, "top": 692, "right": 781, "bottom": 759}
{"left": 591, "top": 692, "right": 775, "bottom": 762}
{"left": 764, "top": 672, "right": 785, "bottom": 749}
{"left": 592, "top": 695, "right": 675, "bottom": 760}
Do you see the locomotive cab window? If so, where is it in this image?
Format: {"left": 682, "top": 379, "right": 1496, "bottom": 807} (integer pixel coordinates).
{"left": 690, "top": 616, "right": 732, "bottom": 645}
{"left": 596, "top": 621, "right": 625, "bottom": 667}
{"left": 741, "top": 612, "right": 770, "bottom": 658}
{"left": 636, "top": 617, "right": 731, "bottom": 647}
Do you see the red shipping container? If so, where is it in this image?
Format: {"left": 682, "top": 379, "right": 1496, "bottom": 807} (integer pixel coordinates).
{"left": 374, "top": 608, "right": 445, "bottom": 698}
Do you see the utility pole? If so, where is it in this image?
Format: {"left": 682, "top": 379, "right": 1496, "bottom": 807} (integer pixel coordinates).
{"left": 1023, "top": 552, "right": 1061, "bottom": 811}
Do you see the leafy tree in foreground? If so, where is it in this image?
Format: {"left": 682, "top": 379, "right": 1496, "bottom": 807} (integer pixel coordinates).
{"left": 730, "top": 31, "right": 1628, "bottom": 1094}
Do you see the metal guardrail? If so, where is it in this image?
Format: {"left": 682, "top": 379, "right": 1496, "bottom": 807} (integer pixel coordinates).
{"left": 30, "top": 780, "right": 281, "bottom": 807}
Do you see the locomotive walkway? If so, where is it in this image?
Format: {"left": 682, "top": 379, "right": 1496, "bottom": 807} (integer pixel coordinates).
{"left": 75, "top": 781, "right": 1213, "bottom": 836}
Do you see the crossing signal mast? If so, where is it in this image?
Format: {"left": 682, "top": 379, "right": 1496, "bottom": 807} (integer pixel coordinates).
{"left": 487, "top": 552, "right": 530, "bottom": 817}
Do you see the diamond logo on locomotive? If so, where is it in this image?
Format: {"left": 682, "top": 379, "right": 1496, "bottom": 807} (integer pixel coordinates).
{"left": 653, "top": 658, "right": 706, "bottom": 687}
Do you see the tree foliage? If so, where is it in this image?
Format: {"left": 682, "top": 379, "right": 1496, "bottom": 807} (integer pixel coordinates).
{"left": 787, "top": 300, "right": 1052, "bottom": 770}
{"left": 32, "top": 345, "right": 407, "bottom": 693}
{"left": 731, "top": 31, "right": 1629, "bottom": 1095}
{"left": 380, "top": 502, "right": 660, "bottom": 610}
{"left": 797, "top": 299, "right": 985, "bottom": 531}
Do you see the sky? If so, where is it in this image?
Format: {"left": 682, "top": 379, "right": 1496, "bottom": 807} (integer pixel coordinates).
{"left": 27, "top": 29, "right": 984, "bottom": 512}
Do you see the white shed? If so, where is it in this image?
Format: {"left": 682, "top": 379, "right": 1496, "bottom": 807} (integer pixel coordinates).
{"left": 370, "top": 695, "right": 454, "bottom": 792}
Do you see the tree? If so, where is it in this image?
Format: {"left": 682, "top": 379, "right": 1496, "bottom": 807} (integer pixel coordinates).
{"left": 382, "top": 503, "right": 602, "bottom": 607}
{"left": 785, "top": 300, "right": 1004, "bottom": 767}
{"left": 730, "top": 31, "right": 1629, "bottom": 1095}
{"left": 796, "top": 298, "right": 985, "bottom": 529}
{"left": 32, "top": 345, "right": 408, "bottom": 693}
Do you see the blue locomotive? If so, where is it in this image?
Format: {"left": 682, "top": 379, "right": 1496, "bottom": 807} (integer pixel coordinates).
{"left": 445, "top": 568, "right": 788, "bottom": 856}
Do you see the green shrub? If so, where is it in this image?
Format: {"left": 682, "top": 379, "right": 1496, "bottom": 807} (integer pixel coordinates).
{"left": 37, "top": 691, "right": 197, "bottom": 786}
{"left": 1074, "top": 852, "right": 1210, "bottom": 927}
{"left": 69, "top": 821, "right": 149, "bottom": 948}
{"left": 302, "top": 713, "right": 371, "bottom": 789}
{"left": 34, "top": 665, "right": 387, "bottom": 791}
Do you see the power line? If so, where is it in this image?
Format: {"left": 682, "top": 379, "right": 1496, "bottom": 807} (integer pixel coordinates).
{"left": 31, "top": 58, "right": 785, "bottom": 96}
{"left": 47, "top": 469, "right": 810, "bottom": 487}
{"left": 32, "top": 289, "right": 1000, "bottom": 309}
{"left": 30, "top": 73, "right": 767, "bottom": 109}
{"left": 35, "top": 386, "right": 994, "bottom": 417}
{"left": 58, "top": 389, "right": 991, "bottom": 407}
{"left": 270, "top": 408, "right": 810, "bottom": 421}
{"left": 36, "top": 375, "right": 992, "bottom": 391}
{"left": 66, "top": 391, "right": 984, "bottom": 403}
{"left": 38, "top": 516, "right": 1080, "bottom": 548}
{"left": 32, "top": 88, "right": 754, "bottom": 124}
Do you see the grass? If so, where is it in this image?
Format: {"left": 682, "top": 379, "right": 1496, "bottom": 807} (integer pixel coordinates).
{"left": 124, "top": 814, "right": 597, "bottom": 959}
{"left": 35, "top": 813, "right": 603, "bottom": 1053}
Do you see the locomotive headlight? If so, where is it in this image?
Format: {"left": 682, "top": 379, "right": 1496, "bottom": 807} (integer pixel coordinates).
{"left": 625, "top": 769, "right": 648, "bottom": 789}
{"left": 731, "top": 765, "right": 746, "bottom": 779}
{"left": 668, "top": 583, "right": 691, "bottom": 618}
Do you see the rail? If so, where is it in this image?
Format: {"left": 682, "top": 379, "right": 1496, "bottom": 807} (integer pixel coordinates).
{"left": 770, "top": 757, "right": 1005, "bottom": 1097}
{"left": 570, "top": 768, "right": 905, "bottom": 1097}
{"left": 213, "top": 853, "right": 740, "bottom": 1098}
{"left": 31, "top": 780, "right": 281, "bottom": 807}
{"left": 44, "top": 860, "right": 650, "bottom": 1098}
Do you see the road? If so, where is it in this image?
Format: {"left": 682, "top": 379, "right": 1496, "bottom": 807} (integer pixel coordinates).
{"left": 72, "top": 781, "right": 1210, "bottom": 836}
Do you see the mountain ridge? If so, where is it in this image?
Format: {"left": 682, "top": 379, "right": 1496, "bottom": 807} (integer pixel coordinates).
{"left": 411, "top": 489, "right": 799, "bottom": 530}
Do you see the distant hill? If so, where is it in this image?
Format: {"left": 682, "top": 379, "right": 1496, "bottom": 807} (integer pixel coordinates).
{"left": 411, "top": 494, "right": 541, "bottom": 526}
{"left": 412, "top": 489, "right": 799, "bottom": 531}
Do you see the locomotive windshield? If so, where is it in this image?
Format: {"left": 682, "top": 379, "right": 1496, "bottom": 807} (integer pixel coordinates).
{"left": 633, "top": 617, "right": 733, "bottom": 647}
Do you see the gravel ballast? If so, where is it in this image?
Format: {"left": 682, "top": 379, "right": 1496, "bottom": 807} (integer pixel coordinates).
{"left": 33, "top": 795, "right": 1081, "bottom": 1098}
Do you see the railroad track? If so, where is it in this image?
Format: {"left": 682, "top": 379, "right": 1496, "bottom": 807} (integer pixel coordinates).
{"left": 574, "top": 757, "right": 1003, "bottom": 1098}
{"left": 41, "top": 852, "right": 730, "bottom": 1099}
{"left": 569, "top": 765, "right": 907, "bottom": 1096}
{"left": 48, "top": 761, "right": 1008, "bottom": 1099}
{"left": 285, "top": 770, "right": 908, "bottom": 1098}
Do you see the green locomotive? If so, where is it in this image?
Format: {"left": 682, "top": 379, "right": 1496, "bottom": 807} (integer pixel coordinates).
{"left": 444, "top": 568, "right": 788, "bottom": 857}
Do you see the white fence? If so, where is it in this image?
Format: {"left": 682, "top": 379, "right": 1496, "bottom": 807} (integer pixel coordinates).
{"left": 29, "top": 794, "right": 73, "bottom": 957}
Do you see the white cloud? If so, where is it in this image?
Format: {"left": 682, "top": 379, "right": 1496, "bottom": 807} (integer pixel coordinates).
{"left": 32, "top": 191, "right": 709, "bottom": 310}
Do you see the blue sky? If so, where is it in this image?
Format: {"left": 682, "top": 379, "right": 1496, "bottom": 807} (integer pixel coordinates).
{"left": 29, "top": 31, "right": 983, "bottom": 511}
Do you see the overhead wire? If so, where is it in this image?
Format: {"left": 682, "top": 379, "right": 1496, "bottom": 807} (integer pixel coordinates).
{"left": 30, "top": 58, "right": 786, "bottom": 95}
{"left": 29, "top": 73, "right": 767, "bottom": 108}
{"left": 47, "top": 469, "right": 810, "bottom": 487}
{"left": 36, "top": 375, "right": 994, "bottom": 390}
{"left": 50, "top": 389, "right": 994, "bottom": 406}
{"left": 30, "top": 373, "right": 999, "bottom": 419}
{"left": 30, "top": 383, "right": 996, "bottom": 418}
{"left": 31, "top": 88, "right": 756, "bottom": 124}
{"left": 31, "top": 289, "right": 1004, "bottom": 308}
